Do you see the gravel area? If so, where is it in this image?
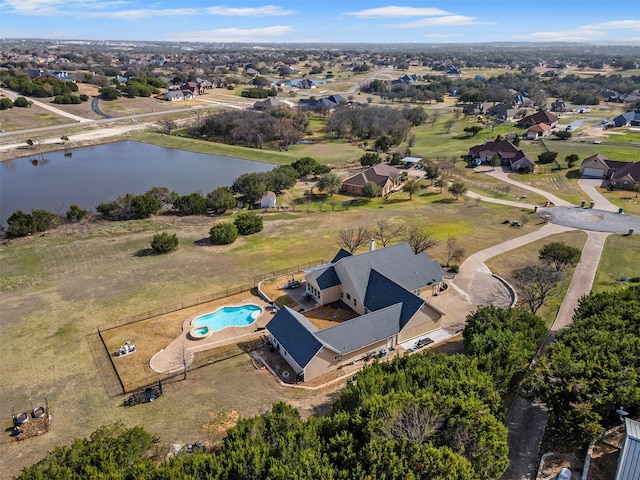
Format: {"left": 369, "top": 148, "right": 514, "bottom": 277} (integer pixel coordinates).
{"left": 539, "top": 206, "right": 640, "bottom": 234}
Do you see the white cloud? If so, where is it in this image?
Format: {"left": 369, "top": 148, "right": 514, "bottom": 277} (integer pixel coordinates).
{"left": 392, "top": 15, "right": 495, "bottom": 28}
{"left": 344, "top": 5, "right": 449, "bottom": 18}
{"left": 585, "top": 20, "right": 640, "bottom": 30}
{"left": 424, "top": 33, "right": 461, "bottom": 39}
{"left": 523, "top": 19, "right": 640, "bottom": 42}
{"left": 171, "top": 25, "right": 295, "bottom": 42}
{"left": 80, "top": 8, "right": 200, "bottom": 20}
{"left": 1, "top": 0, "right": 128, "bottom": 14}
{"left": 206, "top": 5, "right": 295, "bottom": 16}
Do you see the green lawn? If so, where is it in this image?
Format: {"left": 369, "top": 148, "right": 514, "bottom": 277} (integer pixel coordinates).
{"left": 593, "top": 234, "right": 640, "bottom": 292}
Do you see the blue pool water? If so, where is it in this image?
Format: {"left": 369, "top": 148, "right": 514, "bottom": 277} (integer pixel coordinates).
{"left": 193, "top": 305, "right": 262, "bottom": 332}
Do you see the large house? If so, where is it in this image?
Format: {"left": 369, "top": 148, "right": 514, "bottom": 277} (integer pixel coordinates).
{"left": 526, "top": 123, "right": 552, "bottom": 139}
{"left": 253, "top": 97, "right": 288, "bottom": 111}
{"left": 611, "top": 110, "right": 640, "bottom": 128}
{"left": 266, "top": 243, "right": 446, "bottom": 382}
{"left": 469, "top": 140, "right": 536, "bottom": 172}
{"left": 341, "top": 163, "right": 402, "bottom": 196}
{"left": 516, "top": 110, "right": 559, "bottom": 128}
{"left": 579, "top": 154, "right": 640, "bottom": 190}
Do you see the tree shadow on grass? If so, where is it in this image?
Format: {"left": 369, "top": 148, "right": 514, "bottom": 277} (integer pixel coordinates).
{"left": 565, "top": 169, "right": 582, "bottom": 180}
{"left": 432, "top": 198, "right": 458, "bottom": 204}
{"left": 418, "top": 191, "right": 439, "bottom": 198}
{"left": 133, "top": 248, "right": 156, "bottom": 257}
{"left": 193, "top": 237, "right": 211, "bottom": 246}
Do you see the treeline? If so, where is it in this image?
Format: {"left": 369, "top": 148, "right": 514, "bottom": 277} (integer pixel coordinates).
{"left": 192, "top": 108, "right": 310, "bottom": 150}
{"left": 16, "top": 303, "right": 556, "bottom": 479}
{"left": 2, "top": 72, "right": 79, "bottom": 98}
{"left": 98, "top": 77, "right": 167, "bottom": 100}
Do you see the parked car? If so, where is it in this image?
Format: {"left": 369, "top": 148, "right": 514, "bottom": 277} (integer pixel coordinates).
{"left": 284, "top": 280, "right": 301, "bottom": 289}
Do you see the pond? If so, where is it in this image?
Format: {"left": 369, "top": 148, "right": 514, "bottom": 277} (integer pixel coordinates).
{"left": 0, "top": 141, "right": 276, "bottom": 224}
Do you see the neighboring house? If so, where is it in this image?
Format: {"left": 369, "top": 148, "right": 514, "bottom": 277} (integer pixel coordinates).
{"left": 579, "top": 154, "right": 640, "bottom": 190}
{"left": 392, "top": 74, "right": 420, "bottom": 85}
{"left": 253, "top": 97, "right": 288, "bottom": 110}
{"left": 512, "top": 94, "right": 533, "bottom": 107}
{"left": 487, "top": 103, "right": 520, "bottom": 122}
{"left": 181, "top": 81, "right": 201, "bottom": 95}
{"left": 550, "top": 101, "right": 568, "bottom": 112}
{"left": 611, "top": 110, "right": 640, "bottom": 128}
{"left": 266, "top": 243, "right": 446, "bottom": 382}
{"left": 341, "top": 163, "right": 402, "bottom": 196}
{"left": 615, "top": 417, "right": 640, "bottom": 480}
{"left": 517, "top": 110, "right": 559, "bottom": 128}
{"left": 526, "top": 123, "right": 552, "bottom": 139}
{"left": 446, "top": 65, "right": 461, "bottom": 75}
{"left": 163, "top": 90, "right": 184, "bottom": 101}
{"left": 259, "top": 191, "right": 277, "bottom": 209}
{"left": 463, "top": 102, "right": 492, "bottom": 115}
{"left": 299, "top": 94, "right": 346, "bottom": 110}
{"left": 115, "top": 75, "right": 129, "bottom": 84}
{"left": 469, "top": 140, "right": 536, "bottom": 172}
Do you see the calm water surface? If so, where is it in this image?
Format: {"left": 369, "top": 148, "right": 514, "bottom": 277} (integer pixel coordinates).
{"left": 0, "top": 141, "right": 275, "bottom": 223}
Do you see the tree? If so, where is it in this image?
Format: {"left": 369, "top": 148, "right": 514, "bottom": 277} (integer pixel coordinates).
{"left": 6, "top": 210, "right": 34, "bottom": 237}
{"left": 537, "top": 151, "right": 558, "bottom": 164}
{"left": 362, "top": 181, "right": 382, "bottom": 198}
{"left": 209, "top": 222, "right": 238, "bottom": 244}
{"left": 360, "top": 152, "right": 381, "bottom": 168}
{"left": 513, "top": 265, "right": 564, "bottom": 313}
{"left": 267, "top": 165, "right": 297, "bottom": 194}
{"left": 65, "top": 204, "right": 88, "bottom": 223}
{"left": 423, "top": 163, "right": 441, "bottom": 185}
{"left": 234, "top": 212, "right": 263, "bottom": 235}
{"left": 316, "top": 172, "right": 342, "bottom": 197}
{"left": 374, "top": 135, "right": 393, "bottom": 153}
{"left": 448, "top": 180, "right": 468, "bottom": 200}
{"left": 489, "top": 154, "right": 501, "bottom": 171}
{"left": 151, "top": 232, "right": 179, "bottom": 254}
{"left": 434, "top": 177, "right": 446, "bottom": 193}
{"left": 512, "top": 134, "right": 521, "bottom": 147}
{"left": 403, "top": 179, "right": 419, "bottom": 199}
{"left": 526, "top": 287, "right": 640, "bottom": 443}
{"left": 463, "top": 306, "right": 546, "bottom": 393}
{"left": 158, "top": 117, "right": 178, "bottom": 135}
{"left": 336, "top": 227, "right": 370, "bottom": 253}
{"left": 173, "top": 193, "right": 207, "bottom": 216}
{"left": 463, "top": 125, "right": 483, "bottom": 137}
{"left": 145, "top": 186, "right": 176, "bottom": 207}
{"left": 13, "top": 96, "right": 31, "bottom": 107}
{"left": 232, "top": 172, "right": 268, "bottom": 204}
{"left": 0, "top": 97, "right": 14, "bottom": 109}
{"left": 554, "top": 130, "right": 572, "bottom": 140}
{"left": 131, "top": 194, "right": 159, "bottom": 219}
{"left": 291, "top": 156, "right": 319, "bottom": 178}
{"left": 445, "top": 236, "right": 465, "bottom": 266}
{"left": 404, "top": 226, "right": 439, "bottom": 254}
{"left": 565, "top": 154, "right": 579, "bottom": 168}
{"left": 539, "top": 241, "right": 581, "bottom": 271}
{"left": 371, "top": 219, "right": 404, "bottom": 247}
{"left": 99, "top": 86, "right": 120, "bottom": 100}
{"left": 207, "top": 186, "right": 236, "bottom": 214}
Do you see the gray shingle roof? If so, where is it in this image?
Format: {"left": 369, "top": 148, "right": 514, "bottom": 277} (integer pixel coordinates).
{"left": 312, "top": 265, "right": 341, "bottom": 289}
{"left": 338, "top": 242, "right": 446, "bottom": 301}
{"left": 331, "top": 248, "right": 352, "bottom": 263}
{"left": 265, "top": 307, "right": 321, "bottom": 368}
{"left": 364, "top": 269, "right": 425, "bottom": 328}
{"left": 316, "top": 303, "right": 403, "bottom": 354}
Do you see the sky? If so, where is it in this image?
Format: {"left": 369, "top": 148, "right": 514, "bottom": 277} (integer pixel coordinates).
{"left": 1, "top": 0, "right": 639, "bottom": 45}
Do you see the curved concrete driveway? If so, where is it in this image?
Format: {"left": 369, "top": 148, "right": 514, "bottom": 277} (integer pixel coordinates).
{"left": 578, "top": 178, "right": 620, "bottom": 212}
{"left": 478, "top": 167, "right": 574, "bottom": 207}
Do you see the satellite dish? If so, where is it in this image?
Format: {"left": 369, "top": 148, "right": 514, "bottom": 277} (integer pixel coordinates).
{"left": 616, "top": 406, "right": 629, "bottom": 422}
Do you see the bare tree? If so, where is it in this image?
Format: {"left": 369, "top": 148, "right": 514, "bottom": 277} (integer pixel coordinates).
{"left": 376, "top": 403, "right": 443, "bottom": 444}
{"left": 158, "top": 117, "right": 178, "bottom": 135}
{"left": 445, "top": 236, "right": 465, "bottom": 266}
{"left": 513, "top": 265, "right": 564, "bottom": 314}
{"left": 404, "top": 226, "right": 439, "bottom": 254}
{"left": 336, "top": 227, "right": 370, "bottom": 253}
{"left": 371, "top": 219, "right": 405, "bottom": 247}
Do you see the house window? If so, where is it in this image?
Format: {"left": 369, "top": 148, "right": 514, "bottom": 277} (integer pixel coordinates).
{"left": 353, "top": 298, "right": 357, "bottom": 307}
{"left": 364, "top": 308, "right": 369, "bottom": 314}
{"left": 334, "top": 354, "right": 340, "bottom": 361}
{"left": 346, "top": 293, "right": 351, "bottom": 300}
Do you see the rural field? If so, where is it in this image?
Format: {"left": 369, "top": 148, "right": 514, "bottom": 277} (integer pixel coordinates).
{"left": 2, "top": 62, "right": 640, "bottom": 478}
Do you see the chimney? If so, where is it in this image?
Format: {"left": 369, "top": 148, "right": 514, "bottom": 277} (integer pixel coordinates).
{"left": 369, "top": 239, "right": 376, "bottom": 252}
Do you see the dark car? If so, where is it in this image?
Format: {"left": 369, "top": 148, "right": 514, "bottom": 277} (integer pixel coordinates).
{"left": 124, "top": 382, "right": 162, "bottom": 407}
{"left": 284, "top": 280, "right": 301, "bottom": 289}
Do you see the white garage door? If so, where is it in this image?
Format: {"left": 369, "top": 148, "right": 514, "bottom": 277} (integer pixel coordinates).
{"left": 583, "top": 167, "right": 605, "bottom": 178}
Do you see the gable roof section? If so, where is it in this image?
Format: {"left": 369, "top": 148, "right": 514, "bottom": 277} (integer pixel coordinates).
{"left": 364, "top": 270, "right": 425, "bottom": 328}
{"left": 518, "top": 110, "right": 559, "bottom": 126}
{"left": 331, "top": 248, "right": 353, "bottom": 263}
{"left": 311, "top": 265, "right": 341, "bottom": 290}
{"left": 611, "top": 161, "right": 640, "bottom": 182}
{"left": 315, "top": 303, "right": 403, "bottom": 354}
{"left": 266, "top": 307, "right": 322, "bottom": 368}
{"left": 469, "top": 140, "right": 521, "bottom": 159}
{"left": 337, "top": 242, "right": 446, "bottom": 301}
{"left": 342, "top": 164, "right": 401, "bottom": 188}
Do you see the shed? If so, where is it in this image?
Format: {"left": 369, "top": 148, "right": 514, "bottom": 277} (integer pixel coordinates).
{"left": 615, "top": 417, "right": 640, "bottom": 480}
{"left": 260, "top": 191, "right": 276, "bottom": 209}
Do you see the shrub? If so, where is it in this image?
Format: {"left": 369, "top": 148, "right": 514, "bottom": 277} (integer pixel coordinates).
{"left": 362, "top": 181, "right": 382, "bottom": 198}
{"left": 173, "top": 193, "right": 207, "bottom": 216}
{"left": 66, "top": 204, "right": 88, "bottom": 222}
{"left": 6, "top": 208, "right": 60, "bottom": 237}
{"left": 131, "top": 194, "right": 160, "bottom": 219}
{"left": 234, "top": 212, "right": 263, "bottom": 235}
{"left": 448, "top": 264, "right": 459, "bottom": 274}
{"left": 209, "top": 222, "right": 238, "bottom": 245}
{"left": 79, "top": 94, "right": 89, "bottom": 102}
{"left": 13, "top": 96, "right": 30, "bottom": 107}
{"left": 0, "top": 97, "right": 13, "bottom": 109}
{"left": 150, "top": 232, "right": 179, "bottom": 253}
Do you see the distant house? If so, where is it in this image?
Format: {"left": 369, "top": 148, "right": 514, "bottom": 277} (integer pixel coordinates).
{"left": 259, "top": 191, "right": 277, "bottom": 209}
{"left": 550, "top": 101, "right": 568, "bottom": 112}
{"left": 446, "top": 65, "right": 461, "bottom": 75}
{"left": 253, "top": 97, "right": 288, "bottom": 110}
{"left": 487, "top": 103, "right": 520, "bottom": 122}
{"left": 517, "top": 110, "right": 559, "bottom": 128}
{"left": 392, "top": 74, "right": 420, "bottom": 85}
{"left": 615, "top": 418, "right": 640, "bottom": 480}
{"left": 611, "top": 110, "right": 640, "bottom": 128}
{"left": 469, "top": 140, "right": 536, "bottom": 172}
{"left": 266, "top": 243, "right": 446, "bottom": 382}
{"left": 463, "top": 102, "right": 492, "bottom": 115}
{"left": 341, "top": 164, "right": 402, "bottom": 196}
{"left": 512, "top": 94, "right": 533, "bottom": 107}
{"left": 579, "top": 154, "right": 640, "bottom": 190}
{"left": 526, "top": 123, "right": 552, "bottom": 140}
{"left": 163, "top": 90, "right": 184, "bottom": 101}
{"left": 181, "top": 81, "right": 201, "bottom": 95}
{"left": 298, "top": 94, "right": 346, "bottom": 110}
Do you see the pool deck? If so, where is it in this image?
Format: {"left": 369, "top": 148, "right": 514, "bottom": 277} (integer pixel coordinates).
{"left": 149, "top": 297, "right": 273, "bottom": 374}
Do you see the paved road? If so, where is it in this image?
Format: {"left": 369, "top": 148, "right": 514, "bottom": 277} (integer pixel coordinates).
{"left": 577, "top": 178, "right": 620, "bottom": 212}
{"left": 538, "top": 206, "right": 640, "bottom": 234}
{"left": 91, "top": 96, "right": 112, "bottom": 119}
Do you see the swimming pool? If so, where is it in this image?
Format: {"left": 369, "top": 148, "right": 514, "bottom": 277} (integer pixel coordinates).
{"left": 192, "top": 304, "right": 262, "bottom": 334}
